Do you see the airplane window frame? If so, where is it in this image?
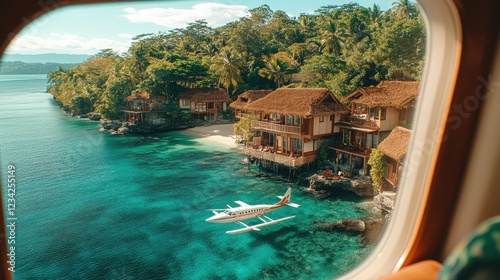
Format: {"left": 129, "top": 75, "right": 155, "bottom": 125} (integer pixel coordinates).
{"left": 0, "top": 0, "right": 498, "bottom": 279}
{"left": 340, "top": 0, "right": 463, "bottom": 277}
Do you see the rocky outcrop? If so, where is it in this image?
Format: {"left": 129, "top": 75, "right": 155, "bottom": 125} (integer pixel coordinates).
{"left": 360, "top": 217, "right": 386, "bottom": 245}
{"left": 100, "top": 119, "right": 121, "bottom": 130}
{"left": 307, "top": 174, "right": 373, "bottom": 198}
{"left": 316, "top": 219, "right": 366, "bottom": 233}
{"left": 372, "top": 191, "right": 396, "bottom": 218}
{"left": 315, "top": 217, "right": 386, "bottom": 245}
{"left": 88, "top": 112, "right": 102, "bottom": 121}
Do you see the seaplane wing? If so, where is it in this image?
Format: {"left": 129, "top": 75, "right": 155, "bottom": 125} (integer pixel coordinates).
{"left": 206, "top": 187, "right": 301, "bottom": 234}
{"left": 233, "top": 200, "right": 250, "bottom": 207}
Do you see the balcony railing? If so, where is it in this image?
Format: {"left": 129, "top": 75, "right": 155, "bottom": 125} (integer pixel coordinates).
{"left": 242, "top": 147, "right": 316, "bottom": 167}
{"left": 340, "top": 116, "right": 378, "bottom": 128}
{"left": 252, "top": 120, "right": 301, "bottom": 134}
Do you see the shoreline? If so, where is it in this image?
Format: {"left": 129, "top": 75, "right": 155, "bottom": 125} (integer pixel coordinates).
{"left": 182, "top": 124, "right": 238, "bottom": 148}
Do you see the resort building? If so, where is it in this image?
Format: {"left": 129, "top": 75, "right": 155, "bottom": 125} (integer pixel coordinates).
{"left": 178, "top": 88, "right": 232, "bottom": 121}
{"left": 377, "top": 126, "right": 411, "bottom": 189}
{"left": 330, "top": 81, "right": 420, "bottom": 175}
{"left": 229, "top": 90, "right": 272, "bottom": 119}
{"left": 242, "top": 88, "right": 349, "bottom": 168}
{"left": 122, "top": 91, "right": 166, "bottom": 125}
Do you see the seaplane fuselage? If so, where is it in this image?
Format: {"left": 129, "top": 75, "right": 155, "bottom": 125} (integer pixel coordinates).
{"left": 206, "top": 204, "right": 281, "bottom": 223}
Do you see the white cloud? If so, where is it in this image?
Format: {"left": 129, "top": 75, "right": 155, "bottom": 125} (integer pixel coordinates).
{"left": 118, "top": 33, "right": 134, "bottom": 39}
{"left": 7, "top": 33, "right": 132, "bottom": 55}
{"left": 121, "top": 3, "right": 249, "bottom": 28}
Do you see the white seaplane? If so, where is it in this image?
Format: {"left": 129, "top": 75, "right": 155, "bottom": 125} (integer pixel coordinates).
{"left": 205, "top": 187, "right": 301, "bottom": 234}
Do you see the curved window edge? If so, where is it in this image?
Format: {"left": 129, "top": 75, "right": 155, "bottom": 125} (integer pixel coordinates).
{"left": 339, "top": 0, "right": 462, "bottom": 278}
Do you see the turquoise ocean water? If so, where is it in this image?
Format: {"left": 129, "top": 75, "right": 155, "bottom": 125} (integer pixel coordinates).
{"left": 0, "top": 74, "right": 373, "bottom": 279}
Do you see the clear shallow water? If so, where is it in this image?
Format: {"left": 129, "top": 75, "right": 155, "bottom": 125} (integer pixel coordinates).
{"left": 0, "top": 74, "right": 373, "bottom": 279}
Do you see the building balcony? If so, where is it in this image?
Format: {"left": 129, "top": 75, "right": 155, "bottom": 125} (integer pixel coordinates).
{"left": 251, "top": 120, "right": 301, "bottom": 134}
{"left": 242, "top": 146, "right": 316, "bottom": 167}
{"left": 340, "top": 116, "right": 378, "bottom": 128}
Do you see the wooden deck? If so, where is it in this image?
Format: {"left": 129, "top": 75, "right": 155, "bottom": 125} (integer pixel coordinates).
{"left": 242, "top": 147, "right": 316, "bottom": 167}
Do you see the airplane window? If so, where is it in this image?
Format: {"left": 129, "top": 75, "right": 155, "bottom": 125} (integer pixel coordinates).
{"left": 1, "top": 0, "right": 463, "bottom": 279}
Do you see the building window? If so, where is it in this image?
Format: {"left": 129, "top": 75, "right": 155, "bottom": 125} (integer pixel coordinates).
{"left": 287, "top": 115, "right": 293, "bottom": 125}
{"left": 294, "top": 116, "right": 300, "bottom": 126}
{"left": 374, "top": 108, "right": 380, "bottom": 120}
{"left": 292, "top": 138, "right": 302, "bottom": 153}
{"left": 381, "top": 108, "right": 387, "bottom": 120}
{"left": 319, "top": 116, "right": 325, "bottom": 122}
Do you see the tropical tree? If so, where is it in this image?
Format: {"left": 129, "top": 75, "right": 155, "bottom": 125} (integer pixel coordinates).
{"left": 368, "top": 148, "right": 388, "bottom": 194}
{"left": 320, "top": 20, "right": 348, "bottom": 56}
{"left": 391, "top": 0, "right": 417, "bottom": 21}
{"left": 258, "top": 54, "right": 297, "bottom": 88}
{"left": 210, "top": 49, "right": 245, "bottom": 95}
{"left": 233, "top": 114, "right": 255, "bottom": 144}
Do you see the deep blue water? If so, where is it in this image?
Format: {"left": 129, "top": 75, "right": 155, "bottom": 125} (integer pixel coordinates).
{"left": 0, "top": 74, "right": 373, "bottom": 279}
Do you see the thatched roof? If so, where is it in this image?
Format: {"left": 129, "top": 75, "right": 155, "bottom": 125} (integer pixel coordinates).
{"left": 342, "top": 81, "right": 420, "bottom": 109}
{"left": 245, "top": 88, "right": 349, "bottom": 118}
{"left": 124, "top": 91, "right": 165, "bottom": 101}
{"left": 178, "top": 88, "right": 231, "bottom": 103}
{"left": 378, "top": 126, "right": 411, "bottom": 162}
{"left": 229, "top": 90, "right": 272, "bottom": 110}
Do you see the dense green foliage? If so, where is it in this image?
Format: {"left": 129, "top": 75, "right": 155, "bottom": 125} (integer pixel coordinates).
{"left": 368, "top": 148, "right": 388, "bottom": 194}
{"left": 233, "top": 114, "right": 255, "bottom": 144}
{"left": 47, "top": 2, "right": 424, "bottom": 118}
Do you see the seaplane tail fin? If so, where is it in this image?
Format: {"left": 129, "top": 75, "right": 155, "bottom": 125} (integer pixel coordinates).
{"left": 276, "top": 188, "right": 301, "bottom": 208}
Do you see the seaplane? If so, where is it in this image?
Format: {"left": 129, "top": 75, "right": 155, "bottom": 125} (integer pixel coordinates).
{"left": 205, "top": 187, "right": 301, "bottom": 235}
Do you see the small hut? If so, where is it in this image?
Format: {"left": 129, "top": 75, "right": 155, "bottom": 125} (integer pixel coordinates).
{"left": 178, "top": 88, "right": 232, "bottom": 120}
{"left": 229, "top": 90, "right": 272, "bottom": 119}
{"left": 377, "top": 126, "right": 412, "bottom": 188}
{"left": 122, "top": 91, "right": 166, "bottom": 124}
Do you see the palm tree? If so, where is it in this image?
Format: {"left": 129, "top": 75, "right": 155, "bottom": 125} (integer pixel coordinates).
{"left": 392, "top": 0, "right": 416, "bottom": 21}
{"left": 369, "top": 4, "right": 383, "bottom": 27}
{"left": 320, "top": 20, "right": 348, "bottom": 57}
{"left": 210, "top": 49, "right": 245, "bottom": 94}
{"left": 258, "top": 56, "right": 296, "bottom": 88}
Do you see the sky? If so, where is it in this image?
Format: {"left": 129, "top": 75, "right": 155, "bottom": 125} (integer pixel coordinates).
{"left": 5, "top": 0, "right": 393, "bottom": 56}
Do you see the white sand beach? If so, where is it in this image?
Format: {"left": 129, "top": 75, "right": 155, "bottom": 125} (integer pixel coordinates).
{"left": 183, "top": 124, "right": 238, "bottom": 147}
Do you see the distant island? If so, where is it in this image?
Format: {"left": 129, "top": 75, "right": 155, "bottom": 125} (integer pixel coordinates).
{"left": 0, "top": 53, "right": 90, "bottom": 74}
{"left": 1, "top": 53, "right": 91, "bottom": 64}
{"left": 0, "top": 61, "right": 80, "bottom": 74}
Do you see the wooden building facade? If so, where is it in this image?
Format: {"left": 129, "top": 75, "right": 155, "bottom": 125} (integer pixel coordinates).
{"left": 377, "top": 126, "right": 411, "bottom": 188}
{"left": 229, "top": 90, "right": 272, "bottom": 119}
{"left": 330, "top": 81, "right": 420, "bottom": 175}
{"left": 242, "top": 88, "right": 348, "bottom": 168}
{"left": 178, "top": 88, "right": 232, "bottom": 120}
{"left": 122, "top": 91, "right": 166, "bottom": 125}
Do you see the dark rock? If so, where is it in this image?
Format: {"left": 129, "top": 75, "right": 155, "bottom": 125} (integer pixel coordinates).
{"left": 100, "top": 120, "right": 121, "bottom": 130}
{"left": 88, "top": 112, "right": 101, "bottom": 121}
{"left": 316, "top": 219, "right": 366, "bottom": 233}
{"left": 308, "top": 174, "right": 373, "bottom": 198}
{"left": 360, "top": 217, "right": 386, "bottom": 245}
{"left": 373, "top": 191, "right": 396, "bottom": 218}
